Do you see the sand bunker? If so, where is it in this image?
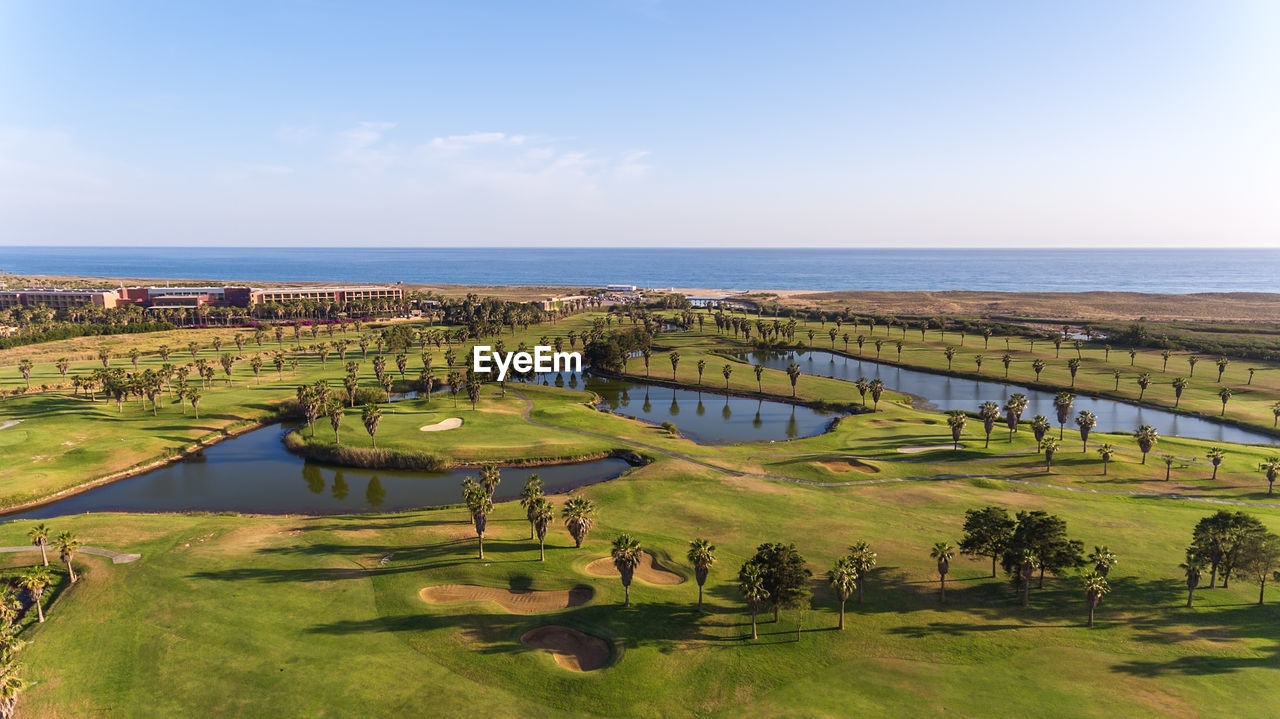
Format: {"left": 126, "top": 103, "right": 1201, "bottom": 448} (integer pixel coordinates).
{"left": 897, "top": 444, "right": 963, "bottom": 454}
{"left": 585, "top": 552, "right": 684, "bottom": 585}
{"left": 0, "top": 420, "right": 21, "bottom": 432}
{"left": 419, "top": 418, "right": 463, "bottom": 432}
{"left": 521, "top": 626, "right": 610, "bottom": 672}
{"left": 816, "top": 458, "right": 878, "bottom": 473}
{"left": 419, "top": 584, "right": 592, "bottom": 614}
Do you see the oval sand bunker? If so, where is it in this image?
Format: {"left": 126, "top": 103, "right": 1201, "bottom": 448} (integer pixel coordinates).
{"left": 585, "top": 552, "right": 684, "bottom": 585}
{"left": 420, "top": 418, "right": 463, "bottom": 432}
{"left": 419, "top": 584, "right": 591, "bottom": 614}
{"left": 521, "top": 626, "right": 610, "bottom": 672}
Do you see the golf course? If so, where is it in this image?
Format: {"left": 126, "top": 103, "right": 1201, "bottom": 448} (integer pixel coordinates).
{"left": 1, "top": 302, "right": 1279, "bottom": 718}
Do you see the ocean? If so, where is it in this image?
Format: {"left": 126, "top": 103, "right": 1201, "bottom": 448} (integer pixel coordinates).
{"left": 0, "top": 246, "right": 1276, "bottom": 294}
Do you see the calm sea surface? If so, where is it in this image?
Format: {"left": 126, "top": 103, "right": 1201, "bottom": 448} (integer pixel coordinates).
{"left": 2, "top": 247, "right": 1277, "bottom": 293}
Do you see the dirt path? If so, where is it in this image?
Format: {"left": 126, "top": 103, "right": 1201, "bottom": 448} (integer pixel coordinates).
{"left": 0, "top": 545, "right": 142, "bottom": 564}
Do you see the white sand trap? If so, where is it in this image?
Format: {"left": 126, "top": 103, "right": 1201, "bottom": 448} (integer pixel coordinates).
{"left": 420, "top": 418, "right": 463, "bottom": 432}
{"left": 897, "top": 444, "right": 963, "bottom": 454}
{"left": 0, "top": 420, "right": 22, "bottom": 432}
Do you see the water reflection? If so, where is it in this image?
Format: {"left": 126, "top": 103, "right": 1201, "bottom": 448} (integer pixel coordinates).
{"left": 746, "top": 349, "right": 1277, "bottom": 445}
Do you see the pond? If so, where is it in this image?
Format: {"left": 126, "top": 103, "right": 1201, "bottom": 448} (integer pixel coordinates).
{"left": 535, "top": 370, "right": 837, "bottom": 444}
{"left": 743, "top": 349, "right": 1278, "bottom": 446}
{"left": 3, "top": 425, "right": 633, "bottom": 520}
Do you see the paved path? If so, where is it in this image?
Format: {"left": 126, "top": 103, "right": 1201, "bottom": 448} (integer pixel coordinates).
{"left": 0, "top": 546, "right": 141, "bottom": 564}
{"left": 515, "top": 391, "right": 1280, "bottom": 511}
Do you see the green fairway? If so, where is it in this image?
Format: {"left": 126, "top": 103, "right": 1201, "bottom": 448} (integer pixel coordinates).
{"left": 1, "top": 309, "right": 1279, "bottom": 717}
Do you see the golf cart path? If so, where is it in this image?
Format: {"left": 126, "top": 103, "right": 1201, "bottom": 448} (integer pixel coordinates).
{"left": 0, "top": 546, "right": 141, "bottom": 564}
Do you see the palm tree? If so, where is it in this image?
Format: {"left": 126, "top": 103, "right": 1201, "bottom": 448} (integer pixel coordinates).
{"left": 974, "top": 354, "right": 984, "bottom": 374}
{"left": 1171, "top": 377, "right": 1189, "bottom": 407}
{"left": 1217, "top": 387, "right": 1233, "bottom": 416}
{"left": 1160, "top": 350, "right": 1171, "bottom": 372}
{"left": 610, "top": 533, "right": 643, "bottom": 607}
{"left": 668, "top": 351, "right": 680, "bottom": 380}
{"left": 1260, "top": 457, "right": 1280, "bottom": 496}
{"left": 1053, "top": 392, "right": 1074, "bottom": 440}
{"left": 1112, "top": 369, "right": 1121, "bottom": 391}
{"left": 1273, "top": 401, "right": 1280, "bottom": 428}
{"left": 868, "top": 379, "right": 884, "bottom": 410}
{"left": 520, "top": 475, "right": 544, "bottom": 539}
{"left": 561, "top": 496, "right": 597, "bottom": 548}
{"left": 326, "top": 400, "right": 343, "bottom": 445}
{"left": 754, "top": 365, "right": 764, "bottom": 393}
{"left": 56, "top": 530, "right": 80, "bottom": 583}
{"left": 738, "top": 562, "right": 769, "bottom": 640}
{"left": 978, "top": 401, "right": 1000, "bottom": 448}
{"left": 854, "top": 377, "right": 869, "bottom": 406}
{"left": 361, "top": 403, "right": 382, "bottom": 448}
{"left": 1096, "top": 443, "right": 1115, "bottom": 474}
{"left": 530, "top": 496, "right": 554, "bottom": 561}
{"left": 1215, "top": 356, "right": 1230, "bottom": 383}
{"left": 1032, "top": 359, "right": 1046, "bottom": 382}
{"left": 721, "top": 364, "right": 733, "bottom": 390}
{"left": 944, "top": 346, "right": 957, "bottom": 372}
{"left": 188, "top": 387, "right": 202, "bottom": 420}
{"left": 462, "top": 478, "right": 493, "bottom": 559}
{"left": 847, "top": 541, "right": 877, "bottom": 603}
{"left": 1075, "top": 410, "right": 1097, "bottom": 452}
{"left": 19, "top": 566, "right": 51, "bottom": 623}
{"left": 1182, "top": 553, "right": 1204, "bottom": 608}
{"left": 1089, "top": 546, "right": 1117, "bottom": 578}
{"left": 946, "top": 410, "right": 967, "bottom": 450}
{"left": 26, "top": 523, "right": 49, "bottom": 566}
{"left": 1001, "top": 353, "right": 1013, "bottom": 379}
{"left": 696, "top": 359, "right": 706, "bottom": 386}
{"left": 1206, "top": 447, "right": 1226, "bottom": 480}
{"left": 686, "top": 538, "right": 717, "bottom": 613}
{"left": 1041, "top": 437, "right": 1059, "bottom": 472}
{"left": 1067, "top": 358, "right": 1080, "bottom": 387}
{"left": 1136, "top": 373, "right": 1151, "bottom": 400}
{"left": 1082, "top": 571, "right": 1109, "bottom": 628}
{"left": 827, "top": 557, "right": 858, "bottom": 630}
{"left": 930, "top": 542, "right": 954, "bottom": 603}
{"left": 1134, "top": 425, "right": 1158, "bottom": 464}
{"left": 1187, "top": 355, "right": 1199, "bottom": 377}
{"left": 1160, "top": 454, "right": 1176, "bottom": 481}
{"left": 1031, "top": 415, "right": 1051, "bottom": 445}
{"left": 786, "top": 362, "right": 801, "bottom": 397}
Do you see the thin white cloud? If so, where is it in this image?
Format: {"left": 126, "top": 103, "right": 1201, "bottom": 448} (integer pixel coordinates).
{"left": 427, "top": 131, "right": 526, "bottom": 152}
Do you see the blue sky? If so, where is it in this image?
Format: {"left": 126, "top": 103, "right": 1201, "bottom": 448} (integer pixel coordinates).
{"left": 2, "top": 1, "right": 1277, "bottom": 247}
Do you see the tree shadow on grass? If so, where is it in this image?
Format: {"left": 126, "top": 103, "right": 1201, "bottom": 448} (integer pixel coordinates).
{"left": 1110, "top": 602, "right": 1280, "bottom": 677}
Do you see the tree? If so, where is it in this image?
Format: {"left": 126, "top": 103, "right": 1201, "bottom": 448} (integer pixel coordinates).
{"left": 946, "top": 410, "right": 967, "bottom": 450}
{"left": 1089, "top": 546, "right": 1117, "bottom": 577}
{"left": 1234, "top": 531, "right": 1280, "bottom": 604}
{"left": 1160, "top": 454, "right": 1176, "bottom": 481}
{"left": 738, "top": 562, "right": 769, "bottom": 641}
{"left": 1135, "top": 373, "right": 1151, "bottom": 400}
{"left": 747, "top": 542, "right": 812, "bottom": 623}
{"left": 1053, "top": 392, "right": 1074, "bottom": 440}
{"left": 827, "top": 557, "right": 858, "bottom": 630}
{"left": 479, "top": 464, "right": 501, "bottom": 498}
{"left": 721, "top": 364, "right": 733, "bottom": 390}
{"left": 18, "top": 567, "right": 51, "bottom": 623}
{"left": 854, "top": 377, "right": 868, "bottom": 406}
{"left": 1273, "top": 401, "right": 1280, "bottom": 428}
{"left": 1216, "top": 356, "right": 1230, "bottom": 383}
{"left": 1001, "top": 353, "right": 1013, "bottom": 379}
{"left": 1189, "top": 510, "right": 1265, "bottom": 589}
{"left": 846, "top": 541, "right": 877, "bottom": 603}
{"left": 1206, "top": 447, "right": 1226, "bottom": 480}
{"left": 562, "top": 496, "right": 597, "bottom": 548}
{"left": 26, "top": 523, "right": 49, "bottom": 567}
{"left": 1187, "top": 355, "right": 1199, "bottom": 377}
{"left": 930, "top": 542, "right": 954, "bottom": 603}
{"left": 520, "top": 474, "right": 544, "bottom": 540}
{"left": 959, "top": 506, "right": 1014, "bottom": 577}
{"left": 462, "top": 477, "right": 493, "bottom": 559}
{"left": 1260, "top": 457, "right": 1280, "bottom": 496}
{"left": 669, "top": 351, "right": 680, "bottom": 380}
{"left": 1032, "top": 359, "right": 1046, "bottom": 382}
{"left": 530, "top": 497, "right": 554, "bottom": 561}
{"left": 1030, "top": 415, "right": 1050, "bottom": 445}
{"left": 1004, "top": 393, "right": 1028, "bottom": 440}
{"left": 1134, "top": 424, "right": 1158, "bottom": 464}
{"left": 188, "top": 387, "right": 202, "bottom": 420}
{"left": 361, "top": 403, "right": 382, "bottom": 448}
{"left": 1096, "top": 443, "right": 1116, "bottom": 475}
{"left": 696, "top": 359, "right": 706, "bottom": 386}
{"left": 1067, "top": 358, "right": 1080, "bottom": 387}
{"left": 754, "top": 364, "right": 764, "bottom": 392}
{"left": 1217, "top": 386, "right": 1233, "bottom": 416}
{"left": 56, "top": 530, "right": 80, "bottom": 583}
{"left": 1001, "top": 510, "right": 1084, "bottom": 594}
{"left": 786, "top": 362, "right": 800, "bottom": 397}
{"left": 1171, "top": 377, "right": 1189, "bottom": 407}
{"left": 1041, "top": 437, "right": 1059, "bottom": 472}
{"left": 1181, "top": 550, "right": 1205, "bottom": 608}
{"left": 944, "top": 346, "right": 956, "bottom": 372}
{"left": 326, "top": 400, "right": 344, "bottom": 445}
{"left": 978, "top": 401, "right": 1000, "bottom": 448}
{"left": 687, "top": 538, "right": 716, "bottom": 613}
{"left": 16, "top": 360, "right": 32, "bottom": 389}
{"left": 1075, "top": 410, "right": 1097, "bottom": 452}
{"left": 610, "top": 533, "right": 643, "bottom": 607}
{"left": 1082, "top": 571, "right": 1109, "bottom": 628}
{"left": 868, "top": 379, "right": 884, "bottom": 410}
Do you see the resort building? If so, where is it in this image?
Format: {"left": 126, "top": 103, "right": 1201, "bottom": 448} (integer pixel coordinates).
{"left": 536, "top": 295, "right": 591, "bottom": 312}
{"left": 248, "top": 285, "right": 403, "bottom": 305}
{"left": 0, "top": 289, "right": 120, "bottom": 309}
